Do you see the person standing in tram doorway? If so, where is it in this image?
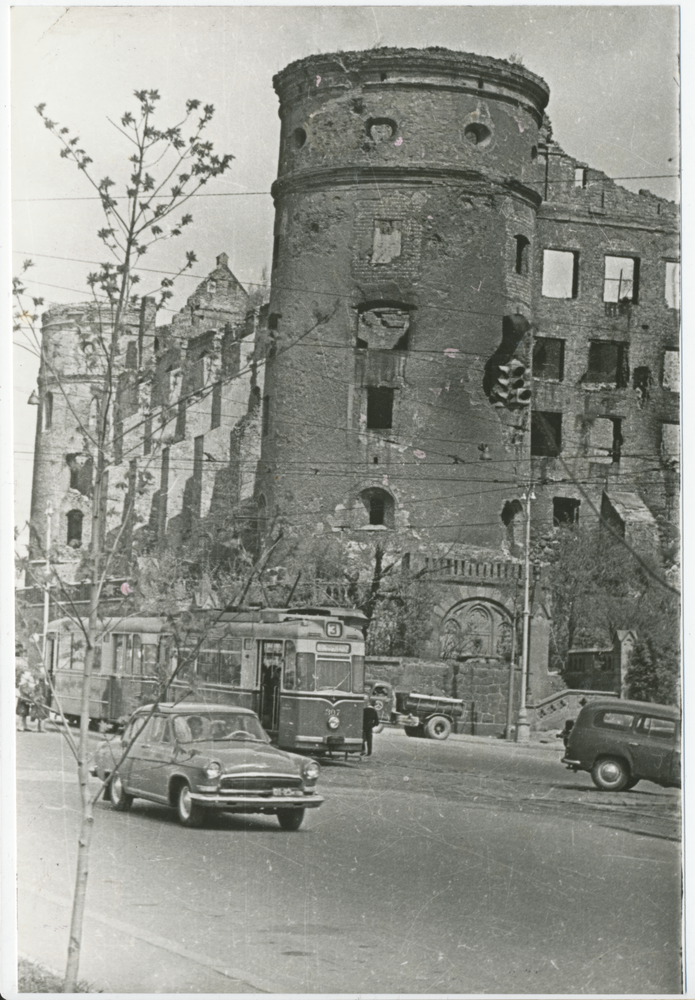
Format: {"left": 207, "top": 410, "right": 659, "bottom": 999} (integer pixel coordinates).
{"left": 362, "top": 704, "right": 380, "bottom": 756}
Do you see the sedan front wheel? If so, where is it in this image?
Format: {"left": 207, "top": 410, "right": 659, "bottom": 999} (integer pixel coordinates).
{"left": 277, "top": 808, "right": 305, "bottom": 831}
{"left": 109, "top": 773, "right": 133, "bottom": 812}
{"left": 176, "top": 783, "right": 204, "bottom": 828}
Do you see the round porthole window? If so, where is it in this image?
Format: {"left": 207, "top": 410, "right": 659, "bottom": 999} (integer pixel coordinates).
{"left": 366, "top": 117, "right": 397, "bottom": 142}
{"left": 464, "top": 123, "right": 492, "bottom": 147}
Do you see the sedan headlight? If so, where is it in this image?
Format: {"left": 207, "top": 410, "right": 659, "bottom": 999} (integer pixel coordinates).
{"left": 302, "top": 760, "right": 320, "bottom": 782}
{"left": 204, "top": 761, "right": 222, "bottom": 780}
{"left": 327, "top": 715, "right": 340, "bottom": 730}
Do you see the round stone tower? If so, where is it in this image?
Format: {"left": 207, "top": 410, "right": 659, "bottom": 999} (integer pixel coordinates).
{"left": 259, "top": 48, "right": 550, "bottom": 549}
{"left": 28, "top": 299, "right": 153, "bottom": 578}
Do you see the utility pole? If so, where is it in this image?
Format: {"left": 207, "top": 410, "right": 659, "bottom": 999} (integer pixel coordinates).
{"left": 515, "top": 486, "right": 534, "bottom": 743}
{"left": 42, "top": 504, "right": 53, "bottom": 657}
{"left": 505, "top": 601, "right": 518, "bottom": 740}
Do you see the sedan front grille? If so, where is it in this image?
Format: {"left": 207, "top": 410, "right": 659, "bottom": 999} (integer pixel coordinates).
{"left": 219, "top": 775, "right": 303, "bottom": 793}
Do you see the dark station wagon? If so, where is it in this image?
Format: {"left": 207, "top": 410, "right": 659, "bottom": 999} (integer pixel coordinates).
{"left": 562, "top": 698, "right": 681, "bottom": 792}
{"left": 90, "top": 703, "right": 324, "bottom": 829}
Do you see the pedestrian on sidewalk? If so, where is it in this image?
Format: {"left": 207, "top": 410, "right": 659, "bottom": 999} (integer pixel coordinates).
{"left": 362, "top": 704, "right": 380, "bottom": 756}
{"left": 30, "top": 673, "right": 50, "bottom": 733}
{"left": 16, "top": 669, "right": 35, "bottom": 732}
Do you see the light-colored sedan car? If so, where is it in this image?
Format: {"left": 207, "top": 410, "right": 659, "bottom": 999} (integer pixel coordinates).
{"left": 90, "top": 703, "right": 324, "bottom": 829}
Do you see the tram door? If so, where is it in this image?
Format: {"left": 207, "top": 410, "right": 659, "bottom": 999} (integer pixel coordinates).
{"left": 258, "top": 640, "right": 283, "bottom": 731}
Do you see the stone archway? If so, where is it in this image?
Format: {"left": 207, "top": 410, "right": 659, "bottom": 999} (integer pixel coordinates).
{"left": 439, "top": 599, "right": 513, "bottom": 662}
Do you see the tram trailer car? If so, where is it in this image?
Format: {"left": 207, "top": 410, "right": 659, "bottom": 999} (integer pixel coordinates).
{"left": 46, "top": 609, "right": 366, "bottom": 757}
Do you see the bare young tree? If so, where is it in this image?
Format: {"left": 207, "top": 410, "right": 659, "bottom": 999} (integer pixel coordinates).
{"left": 14, "top": 89, "right": 236, "bottom": 991}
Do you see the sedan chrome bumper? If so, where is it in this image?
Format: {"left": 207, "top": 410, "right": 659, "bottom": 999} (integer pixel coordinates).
{"left": 189, "top": 791, "right": 325, "bottom": 809}
{"left": 561, "top": 757, "right": 581, "bottom": 768}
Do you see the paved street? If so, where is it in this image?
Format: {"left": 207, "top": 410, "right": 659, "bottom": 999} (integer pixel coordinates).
{"left": 16, "top": 725, "right": 681, "bottom": 994}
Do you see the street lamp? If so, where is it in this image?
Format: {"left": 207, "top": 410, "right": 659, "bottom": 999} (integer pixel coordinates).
{"left": 515, "top": 487, "right": 535, "bottom": 743}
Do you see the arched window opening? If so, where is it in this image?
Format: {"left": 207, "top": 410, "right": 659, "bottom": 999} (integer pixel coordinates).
{"left": 514, "top": 235, "right": 530, "bottom": 276}
{"left": 501, "top": 499, "right": 524, "bottom": 556}
{"left": 42, "top": 392, "right": 53, "bottom": 431}
{"left": 360, "top": 488, "right": 394, "bottom": 528}
{"left": 66, "top": 510, "right": 83, "bottom": 548}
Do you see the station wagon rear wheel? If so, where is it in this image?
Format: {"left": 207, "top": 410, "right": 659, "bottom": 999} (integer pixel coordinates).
{"left": 277, "top": 808, "right": 305, "bottom": 831}
{"left": 109, "top": 773, "right": 133, "bottom": 812}
{"left": 591, "top": 757, "right": 631, "bottom": 792}
{"left": 176, "top": 783, "right": 204, "bottom": 828}
{"left": 425, "top": 716, "right": 452, "bottom": 741}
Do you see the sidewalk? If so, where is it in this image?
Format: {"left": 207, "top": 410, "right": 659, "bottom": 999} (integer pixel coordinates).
{"left": 379, "top": 723, "right": 566, "bottom": 753}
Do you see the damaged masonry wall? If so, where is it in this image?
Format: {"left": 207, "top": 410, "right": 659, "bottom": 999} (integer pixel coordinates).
{"left": 28, "top": 254, "right": 266, "bottom": 581}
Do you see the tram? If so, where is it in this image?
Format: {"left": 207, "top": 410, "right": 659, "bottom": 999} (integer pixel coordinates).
{"left": 45, "top": 607, "right": 367, "bottom": 756}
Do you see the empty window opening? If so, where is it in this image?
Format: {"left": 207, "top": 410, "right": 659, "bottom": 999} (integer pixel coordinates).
{"left": 501, "top": 499, "right": 524, "bottom": 553}
{"left": 373, "top": 456, "right": 379, "bottom": 464}
{"left": 272, "top": 235, "right": 281, "bottom": 271}
{"left": 143, "top": 411, "right": 152, "bottom": 455}
{"left": 533, "top": 337, "right": 565, "bottom": 381}
{"left": 367, "top": 387, "right": 394, "bottom": 430}
{"left": 661, "top": 422, "right": 680, "bottom": 462}
{"left": 366, "top": 117, "right": 397, "bottom": 142}
{"left": 464, "top": 123, "right": 492, "bottom": 146}
{"left": 604, "top": 255, "right": 639, "bottom": 304}
{"left": 293, "top": 127, "right": 307, "bottom": 149}
{"left": 360, "top": 488, "right": 394, "bottom": 528}
{"left": 262, "top": 395, "right": 270, "bottom": 436}
{"left": 514, "top": 235, "right": 530, "bottom": 276}
{"left": 211, "top": 381, "right": 222, "bottom": 428}
{"left": 553, "top": 497, "right": 580, "bottom": 526}
{"left": 542, "top": 249, "right": 579, "bottom": 299}
{"left": 357, "top": 304, "right": 411, "bottom": 350}
{"left": 371, "top": 220, "right": 402, "bottom": 265}
{"left": 193, "top": 435, "right": 204, "bottom": 481}
{"left": 268, "top": 313, "right": 281, "bottom": 331}
{"left": 663, "top": 349, "right": 680, "bottom": 392}
{"left": 531, "top": 145, "right": 538, "bottom": 160}
{"left": 125, "top": 341, "right": 138, "bottom": 369}
{"left": 574, "top": 167, "right": 587, "bottom": 189}
{"left": 174, "top": 399, "right": 186, "bottom": 441}
{"left": 66, "top": 453, "right": 93, "bottom": 495}
{"left": 665, "top": 262, "right": 680, "bottom": 309}
{"left": 41, "top": 392, "right": 53, "bottom": 431}
{"left": 531, "top": 411, "right": 562, "bottom": 457}
{"left": 587, "top": 417, "right": 622, "bottom": 463}
{"left": 632, "top": 366, "right": 652, "bottom": 405}
{"left": 66, "top": 510, "right": 83, "bottom": 548}
{"left": 585, "top": 341, "right": 629, "bottom": 387}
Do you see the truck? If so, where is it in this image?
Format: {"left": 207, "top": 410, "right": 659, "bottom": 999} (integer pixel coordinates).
{"left": 366, "top": 681, "right": 464, "bottom": 740}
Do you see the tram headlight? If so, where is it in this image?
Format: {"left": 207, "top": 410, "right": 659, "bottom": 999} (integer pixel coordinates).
{"left": 327, "top": 715, "right": 340, "bottom": 730}
{"left": 302, "top": 760, "right": 320, "bottom": 782}
{"left": 204, "top": 761, "right": 222, "bottom": 780}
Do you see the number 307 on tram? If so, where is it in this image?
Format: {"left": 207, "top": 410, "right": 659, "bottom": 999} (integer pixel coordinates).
{"left": 46, "top": 607, "right": 367, "bottom": 757}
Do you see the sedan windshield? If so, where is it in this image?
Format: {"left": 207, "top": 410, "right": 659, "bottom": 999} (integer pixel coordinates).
{"left": 173, "top": 712, "right": 270, "bottom": 744}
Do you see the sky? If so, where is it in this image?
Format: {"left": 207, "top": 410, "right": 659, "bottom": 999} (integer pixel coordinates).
{"left": 10, "top": 4, "right": 682, "bottom": 551}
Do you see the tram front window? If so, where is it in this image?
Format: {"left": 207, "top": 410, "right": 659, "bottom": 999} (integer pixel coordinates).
{"left": 315, "top": 659, "right": 351, "bottom": 692}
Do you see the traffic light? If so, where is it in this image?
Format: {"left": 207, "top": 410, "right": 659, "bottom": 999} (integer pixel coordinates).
{"left": 489, "top": 358, "right": 531, "bottom": 408}
{"left": 495, "top": 358, "right": 531, "bottom": 407}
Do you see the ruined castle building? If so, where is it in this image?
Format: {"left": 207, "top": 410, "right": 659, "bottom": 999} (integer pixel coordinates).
{"left": 262, "top": 48, "right": 550, "bottom": 548}
{"left": 28, "top": 255, "right": 263, "bottom": 581}
{"left": 261, "top": 47, "right": 679, "bottom": 557}
{"left": 532, "top": 146, "right": 680, "bottom": 545}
